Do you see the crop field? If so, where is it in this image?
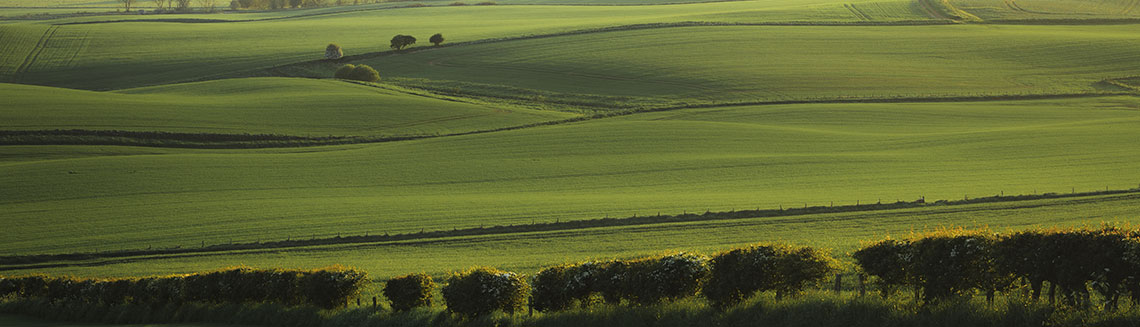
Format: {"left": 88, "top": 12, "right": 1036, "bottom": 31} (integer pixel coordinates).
{"left": 0, "top": 78, "right": 575, "bottom": 137}
{"left": 3, "top": 0, "right": 1140, "bottom": 325}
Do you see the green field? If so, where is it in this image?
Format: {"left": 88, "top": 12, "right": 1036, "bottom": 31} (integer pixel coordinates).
{"left": 0, "top": 78, "right": 575, "bottom": 137}
{"left": 3, "top": 0, "right": 1140, "bottom": 325}
{"left": 2, "top": 96, "right": 1139, "bottom": 257}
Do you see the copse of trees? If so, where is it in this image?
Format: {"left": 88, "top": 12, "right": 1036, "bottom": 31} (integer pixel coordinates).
{"left": 429, "top": 33, "right": 445, "bottom": 46}
{"left": 390, "top": 35, "right": 416, "bottom": 50}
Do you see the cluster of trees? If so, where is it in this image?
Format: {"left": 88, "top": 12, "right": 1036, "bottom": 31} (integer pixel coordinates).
{"left": 227, "top": 0, "right": 339, "bottom": 10}
{"left": 390, "top": 33, "right": 444, "bottom": 50}
{"left": 120, "top": 0, "right": 210, "bottom": 12}
{"left": 854, "top": 227, "right": 1140, "bottom": 310}
{"left": 0, "top": 266, "right": 368, "bottom": 309}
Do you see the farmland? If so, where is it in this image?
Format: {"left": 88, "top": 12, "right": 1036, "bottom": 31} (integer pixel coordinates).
{"left": 2, "top": 0, "right": 1140, "bottom": 325}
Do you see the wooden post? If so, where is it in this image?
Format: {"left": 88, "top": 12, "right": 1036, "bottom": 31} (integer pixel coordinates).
{"left": 357, "top": 297, "right": 361, "bottom": 307}
{"left": 857, "top": 274, "right": 866, "bottom": 297}
{"left": 373, "top": 296, "right": 377, "bottom": 309}
{"left": 833, "top": 274, "right": 842, "bottom": 294}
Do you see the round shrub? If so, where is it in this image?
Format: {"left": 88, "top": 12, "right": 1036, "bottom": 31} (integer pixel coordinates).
{"left": 770, "top": 245, "right": 838, "bottom": 297}
{"left": 349, "top": 64, "right": 380, "bottom": 82}
{"left": 333, "top": 64, "right": 356, "bottom": 79}
{"left": 298, "top": 266, "right": 369, "bottom": 309}
{"left": 442, "top": 267, "right": 529, "bottom": 318}
{"left": 530, "top": 261, "right": 604, "bottom": 312}
{"left": 384, "top": 273, "right": 435, "bottom": 311}
{"left": 622, "top": 252, "right": 709, "bottom": 305}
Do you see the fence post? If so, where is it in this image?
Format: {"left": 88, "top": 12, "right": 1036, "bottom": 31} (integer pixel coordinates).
{"left": 833, "top": 274, "right": 842, "bottom": 294}
{"left": 373, "top": 296, "right": 377, "bottom": 309}
{"left": 857, "top": 274, "right": 866, "bottom": 297}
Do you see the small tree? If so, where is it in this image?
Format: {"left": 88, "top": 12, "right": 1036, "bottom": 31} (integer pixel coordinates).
{"left": 429, "top": 33, "right": 444, "bottom": 46}
{"left": 153, "top": 0, "right": 169, "bottom": 11}
{"left": 120, "top": 0, "right": 135, "bottom": 11}
{"left": 174, "top": 0, "right": 192, "bottom": 10}
{"left": 324, "top": 43, "right": 343, "bottom": 60}
{"left": 198, "top": 0, "right": 217, "bottom": 11}
{"left": 390, "top": 35, "right": 416, "bottom": 50}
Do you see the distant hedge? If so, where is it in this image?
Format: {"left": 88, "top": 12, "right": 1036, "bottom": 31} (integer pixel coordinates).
{"left": 0, "top": 266, "right": 367, "bottom": 310}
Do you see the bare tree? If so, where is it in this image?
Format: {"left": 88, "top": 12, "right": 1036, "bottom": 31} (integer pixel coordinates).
{"left": 198, "top": 0, "right": 217, "bottom": 11}
{"left": 174, "top": 0, "right": 192, "bottom": 10}
{"left": 120, "top": 0, "right": 135, "bottom": 11}
{"left": 152, "top": 0, "right": 168, "bottom": 10}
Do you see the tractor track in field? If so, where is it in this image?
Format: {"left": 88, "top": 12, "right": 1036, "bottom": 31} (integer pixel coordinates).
{"left": 4, "top": 189, "right": 1139, "bottom": 272}
{"left": 13, "top": 25, "right": 57, "bottom": 75}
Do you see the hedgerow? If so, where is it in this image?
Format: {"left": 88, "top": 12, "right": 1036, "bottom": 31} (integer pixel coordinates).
{"left": 0, "top": 266, "right": 366, "bottom": 309}
{"left": 703, "top": 244, "right": 837, "bottom": 309}
{"left": 442, "top": 267, "right": 529, "bottom": 318}
{"left": 856, "top": 226, "right": 1140, "bottom": 309}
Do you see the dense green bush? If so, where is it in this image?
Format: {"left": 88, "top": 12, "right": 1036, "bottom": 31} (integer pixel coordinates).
{"left": 333, "top": 64, "right": 355, "bottom": 79}
{"left": 383, "top": 273, "right": 435, "bottom": 311}
{"left": 442, "top": 267, "right": 529, "bottom": 318}
{"left": 332, "top": 64, "right": 379, "bottom": 82}
{"left": 621, "top": 252, "right": 709, "bottom": 305}
{"left": 530, "top": 262, "right": 604, "bottom": 312}
{"left": 704, "top": 244, "right": 836, "bottom": 309}
{"left": 298, "top": 266, "right": 369, "bottom": 309}
{"left": 853, "top": 239, "right": 916, "bottom": 298}
{"left": 349, "top": 65, "right": 380, "bottom": 82}
{"left": 911, "top": 232, "right": 1005, "bottom": 302}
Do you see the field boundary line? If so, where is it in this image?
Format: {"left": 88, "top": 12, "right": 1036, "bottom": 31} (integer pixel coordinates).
{"left": 3, "top": 187, "right": 1139, "bottom": 270}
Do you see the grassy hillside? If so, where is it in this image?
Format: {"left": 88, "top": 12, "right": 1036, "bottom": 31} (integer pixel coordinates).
{"left": 0, "top": 78, "right": 576, "bottom": 137}
{"left": 2, "top": 96, "right": 1138, "bottom": 256}
{"left": 348, "top": 24, "right": 1140, "bottom": 108}
{"left": 952, "top": 0, "right": 1140, "bottom": 20}
{"left": 0, "top": 0, "right": 938, "bottom": 90}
